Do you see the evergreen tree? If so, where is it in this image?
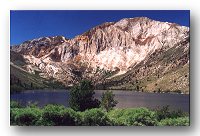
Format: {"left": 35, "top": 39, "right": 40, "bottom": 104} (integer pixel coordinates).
{"left": 69, "top": 80, "right": 100, "bottom": 111}
{"left": 101, "top": 90, "right": 118, "bottom": 112}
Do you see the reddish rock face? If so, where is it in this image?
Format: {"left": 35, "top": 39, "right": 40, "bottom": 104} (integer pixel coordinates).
{"left": 10, "top": 17, "right": 190, "bottom": 92}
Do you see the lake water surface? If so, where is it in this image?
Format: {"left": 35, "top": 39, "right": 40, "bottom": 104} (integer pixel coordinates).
{"left": 11, "top": 90, "right": 190, "bottom": 112}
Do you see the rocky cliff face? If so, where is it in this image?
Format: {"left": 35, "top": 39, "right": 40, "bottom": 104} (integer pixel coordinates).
{"left": 10, "top": 17, "right": 190, "bottom": 93}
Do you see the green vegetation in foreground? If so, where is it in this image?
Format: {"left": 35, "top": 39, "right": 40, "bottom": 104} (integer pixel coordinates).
{"left": 10, "top": 101, "right": 189, "bottom": 126}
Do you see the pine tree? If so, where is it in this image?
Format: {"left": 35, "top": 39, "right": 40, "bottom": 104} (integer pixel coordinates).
{"left": 101, "top": 90, "right": 118, "bottom": 112}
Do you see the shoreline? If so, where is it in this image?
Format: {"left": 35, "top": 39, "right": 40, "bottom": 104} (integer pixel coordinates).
{"left": 11, "top": 89, "right": 190, "bottom": 95}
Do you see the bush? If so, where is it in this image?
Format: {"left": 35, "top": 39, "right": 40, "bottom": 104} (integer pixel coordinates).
{"left": 155, "top": 106, "right": 171, "bottom": 121}
{"left": 108, "top": 108, "right": 158, "bottom": 126}
{"left": 10, "top": 101, "right": 22, "bottom": 108}
{"left": 11, "top": 108, "right": 41, "bottom": 126}
{"left": 10, "top": 103, "right": 189, "bottom": 126}
{"left": 82, "top": 108, "right": 111, "bottom": 126}
{"left": 125, "top": 108, "right": 158, "bottom": 126}
{"left": 42, "top": 104, "right": 80, "bottom": 126}
{"left": 107, "top": 109, "right": 126, "bottom": 126}
{"left": 69, "top": 80, "right": 100, "bottom": 111}
{"left": 10, "top": 108, "right": 20, "bottom": 125}
{"left": 27, "top": 101, "right": 39, "bottom": 108}
{"left": 158, "top": 117, "right": 189, "bottom": 126}
{"left": 155, "top": 106, "right": 186, "bottom": 121}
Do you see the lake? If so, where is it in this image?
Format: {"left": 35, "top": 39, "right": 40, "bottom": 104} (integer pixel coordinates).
{"left": 10, "top": 90, "right": 190, "bottom": 112}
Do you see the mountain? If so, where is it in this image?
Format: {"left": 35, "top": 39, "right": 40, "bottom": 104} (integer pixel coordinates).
{"left": 10, "top": 17, "right": 190, "bottom": 93}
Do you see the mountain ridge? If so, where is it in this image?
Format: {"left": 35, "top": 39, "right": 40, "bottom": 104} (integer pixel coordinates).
{"left": 10, "top": 17, "right": 190, "bottom": 93}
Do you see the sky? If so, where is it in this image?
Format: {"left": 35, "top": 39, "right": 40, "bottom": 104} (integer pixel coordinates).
{"left": 10, "top": 10, "right": 190, "bottom": 45}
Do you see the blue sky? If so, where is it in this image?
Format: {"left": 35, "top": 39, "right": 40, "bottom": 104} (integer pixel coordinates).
{"left": 10, "top": 10, "right": 190, "bottom": 45}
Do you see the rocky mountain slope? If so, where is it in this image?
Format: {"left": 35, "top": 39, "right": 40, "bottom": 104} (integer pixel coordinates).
{"left": 10, "top": 17, "right": 190, "bottom": 93}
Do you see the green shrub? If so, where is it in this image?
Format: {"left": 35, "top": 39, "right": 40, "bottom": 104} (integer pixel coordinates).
{"left": 26, "top": 101, "right": 39, "bottom": 108}
{"left": 12, "top": 108, "right": 41, "bottom": 126}
{"left": 155, "top": 106, "right": 186, "bottom": 121}
{"left": 42, "top": 104, "right": 80, "bottom": 126}
{"left": 82, "top": 108, "right": 111, "bottom": 126}
{"left": 10, "top": 101, "right": 22, "bottom": 108}
{"left": 108, "top": 108, "right": 158, "bottom": 126}
{"left": 10, "top": 108, "right": 20, "bottom": 125}
{"left": 10, "top": 104, "right": 189, "bottom": 126}
{"left": 156, "top": 106, "right": 171, "bottom": 121}
{"left": 158, "top": 117, "right": 189, "bottom": 126}
{"left": 107, "top": 109, "right": 126, "bottom": 126}
{"left": 125, "top": 108, "right": 158, "bottom": 126}
{"left": 170, "top": 110, "right": 187, "bottom": 119}
{"left": 108, "top": 109, "right": 124, "bottom": 126}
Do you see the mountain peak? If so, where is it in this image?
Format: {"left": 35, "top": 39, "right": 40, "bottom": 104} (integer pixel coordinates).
{"left": 10, "top": 17, "right": 190, "bottom": 93}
